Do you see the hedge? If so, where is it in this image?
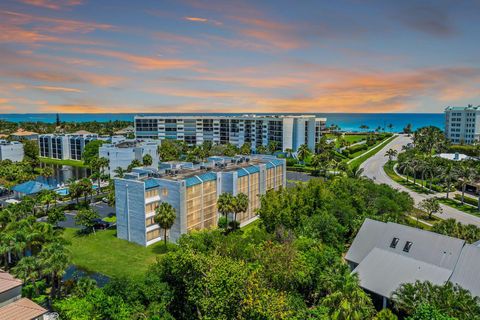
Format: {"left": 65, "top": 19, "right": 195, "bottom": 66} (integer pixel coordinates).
{"left": 454, "top": 194, "right": 479, "bottom": 207}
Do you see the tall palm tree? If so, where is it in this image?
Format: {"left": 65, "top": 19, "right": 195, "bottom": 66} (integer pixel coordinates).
{"left": 310, "top": 154, "right": 321, "bottom": 173}
{"left": 39, "top": 241, "right": 69, "bottom": 301}
{"left": 233, "top": 193, "right": 249, "bottom": 230}
{"left": 441, "top": 162, "right": 457, "bottom": 199}
{"left": 154, "top": 202, "right": 176, "bottom": 248}
{"left": 456, "top": 163, "right": 477, "bottom": 205}
{"left": 297, "top": 144, "right": 310, "bottom": 164}
{"left": 12, "top": 256, "right": 41, "bottom": 295}
{"left": 217, "top": 192, "right": 234, "bottom": 229}
{"left": 285, "top": 148, "right": 293, "bottom": 158}
{"left": 384, "top": 148, "right": 398, "bottom": 162}
{"left": 113, "top": 167, "right": 125, "bottom": 178}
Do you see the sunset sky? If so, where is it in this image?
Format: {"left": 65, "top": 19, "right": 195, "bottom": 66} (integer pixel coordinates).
{"left": 0, "top": 0, "right": 479, "bottom": 114}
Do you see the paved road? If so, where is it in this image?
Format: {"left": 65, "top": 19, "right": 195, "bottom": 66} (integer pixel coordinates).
{"left": 360, "top": 134, "right": 480, "bottom": 227}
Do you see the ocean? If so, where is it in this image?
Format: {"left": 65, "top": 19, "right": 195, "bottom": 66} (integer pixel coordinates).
{"left": 0, "top": 113, "right": 444, "bottom": 133}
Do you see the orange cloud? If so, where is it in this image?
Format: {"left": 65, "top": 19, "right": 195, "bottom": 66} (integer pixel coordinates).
{"left": 19, "top": 0, "right": 83, "bottom": 10}
{"left": 184, "top": 16, "right": 222, "bottom": 26}
{"left": 79, "top": 49, "right": 199, "bottom": 70}
{"left": 33, "top": 85, "right": 83, "bottom": 93}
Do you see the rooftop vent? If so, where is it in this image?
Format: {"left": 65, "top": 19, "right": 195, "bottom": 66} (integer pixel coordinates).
{"left": 390, "top": 237, "right": 399, "bottom": 249}
{"left": 403, "top": 241, "right": 413, "bottom": 253}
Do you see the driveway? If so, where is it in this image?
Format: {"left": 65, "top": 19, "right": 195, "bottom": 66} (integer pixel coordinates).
{"left": 360, "top": 134, "right": 480, "bottom": 227}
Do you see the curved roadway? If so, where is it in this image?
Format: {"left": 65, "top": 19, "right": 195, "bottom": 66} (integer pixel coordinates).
{"left": 360, "top": 134, "right": 480, "bottom": 227}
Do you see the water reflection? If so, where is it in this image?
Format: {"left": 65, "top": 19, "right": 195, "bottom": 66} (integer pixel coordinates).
{"left": 63, "top": 265, "right": 110, "bottom": 287}
{"left": 39, "top": 163, "right": 91, "bottom": 186}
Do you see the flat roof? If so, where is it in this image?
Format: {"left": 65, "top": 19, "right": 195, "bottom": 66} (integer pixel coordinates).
{"left": 0, "top": 298, "right": 47, "bottom": 320}
{"left": 134, "top": 114, "right": 319, "bottom": 120}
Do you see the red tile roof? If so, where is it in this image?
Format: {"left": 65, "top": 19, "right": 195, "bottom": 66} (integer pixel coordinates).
{"left": 0, "top": 298, "right": 47, "bottom": 320}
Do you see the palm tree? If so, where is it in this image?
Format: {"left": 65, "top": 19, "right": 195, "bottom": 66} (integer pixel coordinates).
{"left": 384, "top": 148, "right": 398, "bottom": 162}
{"left": 359, "top": 124, "right": 369, "bottom": 132}
{"left": 127, "top": 159, "right": 142, "bottom": 172}
{"left": 310, "top": 154, "right": 322, "bottom": 173}
{"left": 387, "top": 123, "right": 393, "bottom": 132}
{"left": 154, "top": 202, "right": 176, "bottom": 248}
{"left": 285, "top": 148, "right": 293, "bottom": 158}
{"left": 456, "top": 163, "right": 477, "bottom": 205}
{"left": 233, "top": 193, "right": 248, "bottom": 230}
{"left": 39, "top": 241, "right": 69, "bottom": 301}
{"left": 37, "top": 189, "right": 57, "bottom": 213}
{"left": 113, "top": 167, "right": 125, "bottom": 178}
{"left": 297, "top": 144, "right": 310, "bottom": 164}
{"left": 12, "top": 256, "right": 41, "bottom": 295}
{"left": 217, "top": 192, "right": 234, "bottom": 229}
{"left": 441, "top": 162, "right": 457, "bottom": 199}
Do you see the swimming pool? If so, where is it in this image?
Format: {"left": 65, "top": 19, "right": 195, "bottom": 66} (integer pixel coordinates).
{"left": 55, "top": 184, "right": 99, "bottom": 196}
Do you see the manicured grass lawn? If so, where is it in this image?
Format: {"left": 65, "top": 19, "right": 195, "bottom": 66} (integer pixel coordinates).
{"left": 348, "top": 135, "right": 396, "bottom": 169}
{"left": 343, "top": 134, "right": 367, "bottom": 144}
{"left": 439, "top": 198, "right": 480, "bottom": 217}
{"left": 383, "top": 162, "right": 433, "bottom": 195}
{"left": 40, "top": 157, "right": 88, "bottom": 168}
{"left": 63, "top": 228, "right": 170, "bottom": 279}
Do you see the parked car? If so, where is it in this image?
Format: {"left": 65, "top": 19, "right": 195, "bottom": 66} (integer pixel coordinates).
{"left": 93, "top": 218, "right": 110, "bottom": 230}
{"left": 102, "top": 197, "right": 109, "bottom": 203}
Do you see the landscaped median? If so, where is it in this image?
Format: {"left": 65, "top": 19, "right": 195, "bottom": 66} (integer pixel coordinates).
{"left": 40, "top": 157, "right": 88, "bottom": 168}
{"left": 383, "top": 161, "right": 434, "bottom": 194}
{"left": 348, "top": 135, "right": 397, "bottom": 169}
{"left": 63, "top": 228, "right": 171, "bottom": 279}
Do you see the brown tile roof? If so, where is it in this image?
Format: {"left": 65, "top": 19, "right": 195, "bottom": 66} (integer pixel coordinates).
{"left": 71, "top": 130, "right": 92, "bottom": 135}
{"left": 11, "top": 130, "right": 38, "bottom": 136}
{"left": 0, "top": 271, "right": 22, "bottom": 294}
{"left": 0, "top": 298, "right": 47, "bottom": 320}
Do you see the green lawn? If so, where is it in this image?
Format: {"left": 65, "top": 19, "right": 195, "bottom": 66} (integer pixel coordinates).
{"left": 326, "top": 134, "right": 367, "bottom": 148}
{"left": 439, "top": 198, "right": 480, "bottom": 217}
{"left": 348, "top": 135, "right": 397, "bottom": 169}
{"left": 63, "top": 228, "right": 170, "bottom": 279}
{"left": 40, "top": 157, "right": 88, "bottom": 168}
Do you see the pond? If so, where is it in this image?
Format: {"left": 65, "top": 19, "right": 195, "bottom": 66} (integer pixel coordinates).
{"left": 63, "top": 265, "right": 110, "bottom": 287}
{"left": 39, "top": 163, "right": 91, "bottom": 186}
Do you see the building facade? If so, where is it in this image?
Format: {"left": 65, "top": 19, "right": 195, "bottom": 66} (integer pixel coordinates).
{"left": 445, "top": 105, "right": 480, "bottom": 144}
{"left": 0, "top": 141, "right": 24, "bottom": 162}
{"left": 99, "top": 140, "right": 160, "bottom": 177}
{"left": 135, "top": 115, "right": 327, "bottom": 151}
{"left": 115, "top": 155, "right": 286, "bottom": 246}
{"left": 38, "top": 133, "right": 98, "bottom": 160}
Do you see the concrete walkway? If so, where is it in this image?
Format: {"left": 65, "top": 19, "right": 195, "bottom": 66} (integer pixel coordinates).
{"left": 360, "top": 134, "right": 480, "bottom": 227}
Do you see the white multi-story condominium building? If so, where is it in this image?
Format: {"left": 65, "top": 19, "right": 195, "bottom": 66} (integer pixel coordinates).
{"left": 135, "top": 114, "right": 327, "bottom": 151}
{"left": 115, "top": 155, "right": 286, "bottom": 246}
{"left": 38, "top": 133, "right": 98, "bottom": 160}
{"left": 445, "top": 105, "right": 480, "bottom": 144}
{"left": 0, "top": 140, "right": 24, "bottom": 162}
{"left": 99, "top": 140, "right": 160, "bottom": 177}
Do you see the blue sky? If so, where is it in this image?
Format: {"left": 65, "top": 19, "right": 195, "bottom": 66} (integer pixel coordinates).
{"left": 0, "top": 0, "right": 479, "bottom": 113}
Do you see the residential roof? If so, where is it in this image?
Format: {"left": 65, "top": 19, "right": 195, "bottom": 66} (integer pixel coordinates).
{"left": 12, "top": 180, "right": 54, "bottom": 195}
{"left": 114, "top": 126, "right": 134, "bottom": 134}
{"left": 0, "top": 271, "right": 22, "bottom": 294}
{"left": 185, "top": 172, "right": 217, "bottom": 187}
{"left": 449, "top": 244, "right": 480, "bottom": 297}
{"left": 0, "top": 298, "right": 47, "bottom": 320}
{"left": 11, "top": 130, "right": 38, "bottom": 136}
{"left": 71, "top": 130, "right": 93, "bottom": 135}
{"left": 145, "top": 178, "right": 160, "bottom": 189}
{"left": 346, "top": 218, "right": 469, "bottom": 298}
{"left": 353, "top": 248, "right": 452, "bottom": 297}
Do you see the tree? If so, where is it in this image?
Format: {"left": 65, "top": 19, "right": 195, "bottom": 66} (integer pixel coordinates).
{"left": 68, "top": 182, "right": 82, "bottom": 204}
{"left": 37, "top": 189, "right": 57, "bottom": 213}
{"left": 217, "top": 192, "right": 234, "bottom": 229}
{"left": 56, "top": 113, "right": 61, "bottom": 126}
{"left": 268, "top": 141, "right": 279, "bottom": 155}
{"left": 113, "top": 167, "right": 125, "bottom": 178}
{"left": 158, "top": 140, "right": 181, "bottom": 161}
{"left": 256, "top": 145, "right": 267, "bottom": 154}
{"left": 89, "top": 157, "right": 108, "bottom": 193}
{"left": 440, "top": 162, "right": 457, "bottom": 199}
{"left": 39, "top": 241, "right": 69, "bottom": 301}
{"left": 297, "top": 144, "right": 310, "bottom": 164}
{"left": 385, "top": 148, "right": 398, "bottom": 162}
{"left": 387, "top": 124, "right": 394, "bottom": 132}
{"left": 239, "top": 142, "right": 251, "bottom": 155}
{"left": 418, "top": 197, "right": 443, "bottom": 219}
{"left": 285, "top": 148, "right": 293, "bottom": 158}
{"left": 78, "top": 178, "right": 93, "bottom": 203}
{"left": 41, "top": 166, "right": 54, "bottom": 179}
{"left": 456, "top": 163, "right": 477, "bottom": 205}
{"left": 47, "top": 207, "right": 66, "bottom": 227}
{"left": 75, "top": 208, "right": 100, "bottom": 234}
{"left": 404, "top": 123, "right": 412, "bottom": 134}
{"left": 407, "top": 304, "right": 455, "bottom": 320}
{"left": 23, "top": 140, "right": 39, "bottom": 161}
{"left": 232, "top": 193, "right": 248, "bottom": 231}
{"left": 127, "top": 159, "right": 142, "bottom": 172}
{"left": 359, "top": 124, "right": 369, "bottom": 132}
{"left": 12, "top": 256, "right": 41, "bottom": 295}
{"left": 143, "top": 154, "right": 153, "bottom": 167}
{"left": 82, "top": 140, "right": 104, "bottom": 166}
{"left": 154, "top": 202, "right": 176, "bottom": 247}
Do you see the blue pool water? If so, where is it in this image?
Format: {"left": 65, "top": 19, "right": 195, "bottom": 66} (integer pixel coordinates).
{"left": 0, "top": 113, "right": 444, "bottom": 133}
{"left": 55, "top": 184, "right": 99, "bottom": 196}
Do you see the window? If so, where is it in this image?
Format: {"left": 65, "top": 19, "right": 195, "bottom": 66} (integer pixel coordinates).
{"left": 403, "top": 241, "right": 413, "bottom": 252}
{"left": 390, "top": 237, "right": 399, "bottom": 248}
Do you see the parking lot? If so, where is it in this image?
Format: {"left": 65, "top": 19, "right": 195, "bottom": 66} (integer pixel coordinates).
{"left": 55, "top": 201, "right": 115, "bottom": 229}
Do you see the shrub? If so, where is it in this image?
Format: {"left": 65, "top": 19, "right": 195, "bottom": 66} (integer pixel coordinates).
{"left": 454, "top": 194, "right": 478, "bottom": 206}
